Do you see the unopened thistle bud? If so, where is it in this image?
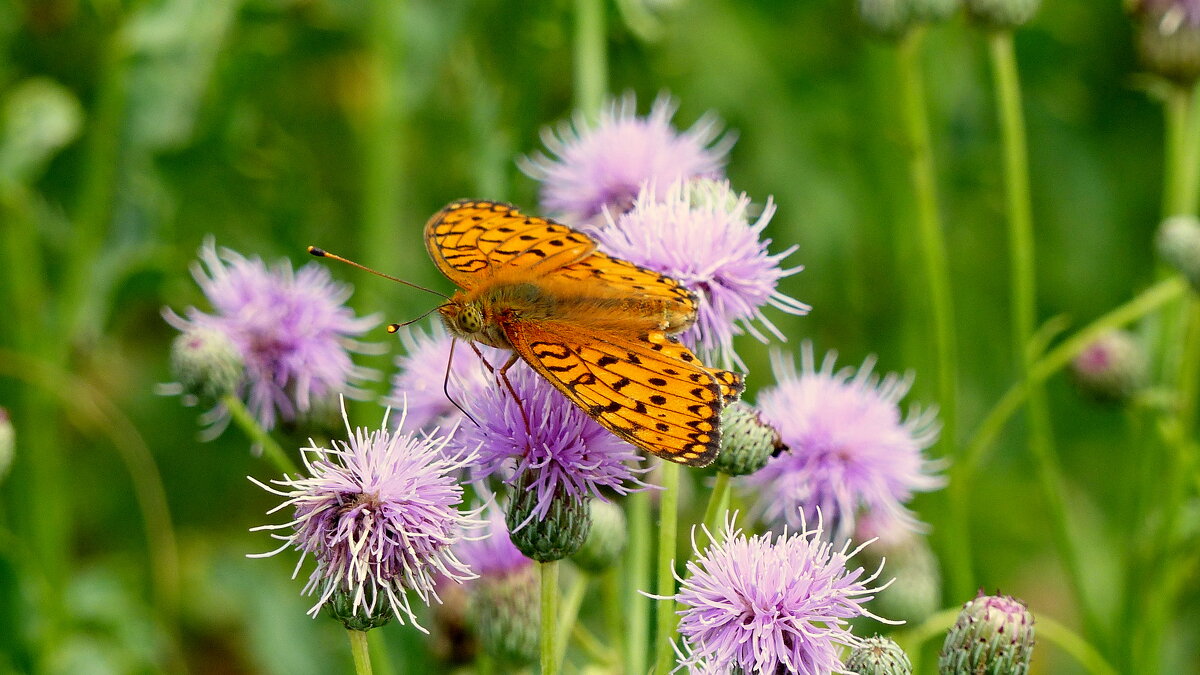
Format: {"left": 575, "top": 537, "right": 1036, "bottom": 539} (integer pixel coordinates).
{"left": 966, "top": 0, "right": 1041, "bottom": 28}
{"left": 1070, "top": 330, "right": 1149, "bottom": 404}
{"left": 169, "top": 326, "right": 243, "bottom": 404}
{"left": 0, "top": 408, "right": 12, "bottom": 483}
{"left": 713, "top": 401, "right": 786, "bottom": 476}
{"left": 846, "top": 635, "right": 914, "bottom": 675}
{"left": 1134, "top": 1, "right": 1200, "bottom": 83}
{"left": 912, "top": 0, "right": 961, "bottom": 22}
{"left": 506, "top": 472, "right": 592, "bottom": 562}
{"left": 858, "top": 0, "right": 914, "bottom": 38}
{"left": 1157, "top": 214, "right": 1200, "bottom": 289}
{"left": 938, "top": 592, "right": 1035, "bottom": 675}
{"left": 326, "top": 589, "right": 392, "bottom": 632}
{"left": 471, "top": 564, "right": 540, "bottom": 667}
{"left": 571, "top": 499, "right": 627, "bottom": 573}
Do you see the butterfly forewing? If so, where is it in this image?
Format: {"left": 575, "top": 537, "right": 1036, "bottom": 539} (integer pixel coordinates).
{"left": 505, "top": 320, "right": 742, "bottom": 467}
{"left": 425, "top": 200, "right": 595, "bottom": 288}
{"left": 553, "top": 253, "right": 698, "bottom": 332}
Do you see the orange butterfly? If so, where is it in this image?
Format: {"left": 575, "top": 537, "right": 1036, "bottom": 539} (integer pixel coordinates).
{"left": 424, "top": 199, "right": 744, "bottom": 467}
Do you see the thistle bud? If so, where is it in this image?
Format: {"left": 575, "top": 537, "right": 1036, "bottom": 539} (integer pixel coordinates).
{"left": 571, "top": 499, "right": 627, "bottom": 573}
{"left": 169, "top": 326, "right": 243, "bottom": 404}
{"left": 912, "top": 0, "right": 961, "bottom": 22}
{"left": 506, "top": 472, "right": 592, "bottom": 562}
{"left": 938, "top": 592, "right": 1035, "bottom": 675}
{"left": 713, "top": 401, "right": 786, "bottom": 477}
{"left": 855, "top": 517, "right": 941, "bottom": 623}
{"left": 1134, "top": 1, "right": 1200, "bottom": 83}
{"left": 858, "top": 0, "right": 914, "bottom": 38}
{"left": 326, "top": 589, "right": 392, "bottom": 632}
{"left": 1070, "top": 330, "right": 1149, "bottom": 404}
{"left": 1157, "top": 214, "right": 1200, "bottom": 289}
{"left": 0, "top": 408, "right": 12, "bottom": 483}
{"left": 846, "top": 635, "right": 914, "bottom": 675}
{"left": 470, "top": 564, "right": 540, "bottom": 667}
{"left": 966, "top": 0, "right": 1041, "bottom": 28}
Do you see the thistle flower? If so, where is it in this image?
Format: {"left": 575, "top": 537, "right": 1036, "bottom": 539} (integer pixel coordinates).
{"left": 164, "top": 239, "right": 379, "bottom": 430}
{"left": 938, "top": 592, "right": 1035, "bottom": 674}
{"left": 1070, "top": 330, "right": 1149, "bottom": 404}
{"left": 250, "top": 401, "right": 483, "bottom": 631}
{"left": 456, "top": 504, "right": 531, "bottom": 579}
{"left": 846, "top": 635, "right": 913, "bottom": 675}
{"left": 748, "top": 343, "right": 943, "bottom": 541}
{"left": 672, "top": 515, "right": 891, "bottom": 675}
{"left": 452, "top": 365, "right": 650, "bottom": 524}
{"left": 383, "top": 322, "right": 503, "bottom": 432}
{"left": 1133, "top": 0, "right": 1200, "bottom": 83}
{"left": 169, "top": 325, "right": 244, "bottom": 405}
{"left": 593, "top": 179, "right": 809, "bottom": 368}
{"left": 521, "top": 94, "right": 734, "bottom": 226}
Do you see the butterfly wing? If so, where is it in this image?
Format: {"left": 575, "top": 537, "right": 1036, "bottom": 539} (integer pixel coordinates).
{"left": 551, "top": 252, "right": 698, "bottom": 332}
{"left": 425, "top": 200, "right": 596, "bottom": 289}
{"left": 504, "top": 319, "right": 744, "bottom": 467}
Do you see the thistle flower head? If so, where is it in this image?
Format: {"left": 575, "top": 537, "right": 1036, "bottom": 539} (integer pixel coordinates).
{"left": 846, "top": 635, "right": 913, "bottom": 675}
{"left": 521, "top": 94, "right": 733, "bottom": 226}
{"left": 452, "top": 365, "right": 650, "bottom": 523}
{"left": 383, "top": 322, "right": 503, "bottom": 433}
{"left": 456, "top": 504, "right": 531, "bottom": 580}
{"left": 672, "top": 515, "right": 890, "bottom": 675}
{"left": 938, "top": 592, "right": 1035, "bottom": 675}
{"left": 165, "top": 239, "right": 379, "bottom": 430}
{"left": 1070, "top": 330, "right": 1149, "bottom": 404}
{"left": 593, "top": 179, "right": 809, "bottom": 368}
{"left": 250, "top": 401, "right": 484, "bottom": 631}
{"left": 748, "top": 343, "right": 944, "bottom": 541}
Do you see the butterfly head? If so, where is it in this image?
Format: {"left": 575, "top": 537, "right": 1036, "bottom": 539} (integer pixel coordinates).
{"left": 438, "top": 295, "right": 513, "bottom": 350}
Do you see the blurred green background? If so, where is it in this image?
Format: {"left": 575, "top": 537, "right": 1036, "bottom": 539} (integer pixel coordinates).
{"left": 0, "top": 0, "right": 1189, "bottom": 672}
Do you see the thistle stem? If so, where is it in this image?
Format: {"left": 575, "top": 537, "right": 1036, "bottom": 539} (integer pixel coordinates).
{"left": 700, "top": 472, "right": 732, "bottom": 548}
{"left": 574, "top": 0, "right": 608, "bottom": 117}
{"left": 555, "top": 572, "right": 590, "bottom": 668}
{"left": 895, "top": 26, "right": 963, "bottom": 599}
{"left": 624, "top": 490, "right": 651, "bottom": 674}
{"left": 222, "top": 395, "right": 299, "bottom": 475}
{"left": 540, "top": 560, "right": 561, "bottom": 675}
{"left": 653, "top": 462, "right": 681, "bottom": 674}
{"left": 348, "top": 629, "right": 374, "bottom": 675}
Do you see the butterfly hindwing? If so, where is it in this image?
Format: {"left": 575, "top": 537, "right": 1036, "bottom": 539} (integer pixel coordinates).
{"left": 425, "top": 200, "right": 595, "bottom": 289}
{"left": 504, "top": 319, "right": 743, "bottom": 467}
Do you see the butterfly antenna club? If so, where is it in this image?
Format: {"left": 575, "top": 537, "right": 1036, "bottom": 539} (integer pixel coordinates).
{"left": 307, "top": 246, "right": 448, "bottom": 299}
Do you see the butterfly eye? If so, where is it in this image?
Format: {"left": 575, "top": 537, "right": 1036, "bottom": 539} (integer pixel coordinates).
{"left": 460, "top": 304, "right": 484, "bottom": 334}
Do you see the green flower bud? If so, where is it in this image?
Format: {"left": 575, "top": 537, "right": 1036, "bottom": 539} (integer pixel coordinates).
{"left": 858, "top": 0, "right": 914, "bottom": 38}
{"left": 713, "top": 401, "right": 786, "bottom": 477}
{"left": 1070, "top": 330, "right": 1149, "bottom": 404}
{"left": 911, "top": 0, "right": 961, "bottom": 22}
{"left": 506, "top": 472, "right": 592, "bottom": 562}
{"left": 938, "top": 592, "right": 1035, "bottom": 675}
{"left": 966, "top": 0, "right": 1041, "bottom": 28}
{"left": 856, "top": 526, "right": 941, "bottom": 623}
{"left": 0, "top": 407, "right": 12, "bottom": 483}
{"left": 169, "top": 326, "right": 243, "bottom": 404}
{"left": 571, "top": 499, "right": 627, "bottom": 573}
{"left": 326, "top": 589, "right": 392, "bottom": 632}
{"left": 846, "top": 635, "right": 914, "bottom": 675}
{"left": 470, "top": 564, "right": 540, "bottom": 667}
{"left": 1136, "top": 5, "right": 1200, "bottom": 84}
{"left": 1157, "top": 215, "right": 1200, "bottom": 289}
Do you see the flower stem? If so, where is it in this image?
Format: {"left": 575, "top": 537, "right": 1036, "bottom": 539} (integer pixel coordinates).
{"left": 555, "top": 571, "right": 589, "bottom": 668}
{"left": 574, "top": 0, "right": 607, "bottom": 116}
{"left": 602, "top": 567, "right": 625, "bottom": 664}
{"left": 347, "top": 629, "right": 374, "bottom": 675}
{"left": 963, "top": 276, "right": 1189, "bottom": 473}
{"left": 895, "top": 26, "right": 963, "bottom": 599}
{"left": 221, "top": 395, "right": 299, "bottom": 475}
{"left": 624, "top": 490, "right": 651, "bottom": 674}
{"left": 540, "top": 560, "right": 561, "bottom": 675}
{"left": 653, "top": 462, "right": 680, "bottom": 674}
{"left": 699, "top": 472, "right": 731, "bottom": 548}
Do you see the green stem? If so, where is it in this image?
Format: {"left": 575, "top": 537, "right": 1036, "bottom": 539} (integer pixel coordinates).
{"left": 367, "top": 629, "right": 395, "bottom": 675}
{"left": 540, "top": 561, "right": 560, "bottom": 675}
{"left": 963, "top": 276, "right": 1189, "bottom": 473}
{"left": 348, "top": 629, "right": 374, "bottom": 675}
{"left": 896, "top": 26, "right": 963, "bottom": 599}
{"left": 698, "top": 472, "right": 731, "bottom": 551}
{"left": 989, "top": 29, "right": 1102, "bottom": 643}
{"left": 601, "top": 567, "right": 625, "bottom": 666}
{"left": 624, "top": 490, "right": 651, "bottom": 674}
{"left": 222, "top": 395, "right": 299, "bottom": 475}
{"left": 574, "top": 0, "right": 608, "bottom": 116}
{"left": 1037, "top": 614, "right": 1120, "bottom": 675}
{"left": 555, "top": 571, "right": 589, "bottom": 668}
{"left": 653, "top": 462, "right": 680, "bottom": 674}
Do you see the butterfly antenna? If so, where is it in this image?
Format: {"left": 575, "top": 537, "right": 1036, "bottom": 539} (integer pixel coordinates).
{"left": 385, "top": 304, "right": 444, "bottom": 334}
{"left": 443, "top": 338, "right": 481, "bottom": 428}
{"left": 307, "top": 246, "right": 448, "bottom": 300}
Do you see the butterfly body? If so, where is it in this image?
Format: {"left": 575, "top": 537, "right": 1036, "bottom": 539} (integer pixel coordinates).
{"left": 427, "top": 199, "right": 744, "bottom": 467}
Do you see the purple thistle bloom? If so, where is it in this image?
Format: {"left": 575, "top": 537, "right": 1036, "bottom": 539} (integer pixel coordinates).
{"left": 455, "top": 504, "right": 531, "bottom": 579}
{"left": 593, "top": 179, "right": 809, "bottom": 369}
{"left": 164, "top": 239, "right": 379, "bottom": 430}
{"left": 748, "top": 343, "right": 943, "bottom": 541}
{"left": 250, "top": 401, "right": 484, "bottom": 630}
{"left": 1136, "top": 0, "right": 1200, "bottom": 26}
{"left": 521, "top": 94, "right": 734, "bottom": 226}
{"left": 383, "top": 322, "right": 505, "bottom": 433}
{"left": 451, "top": 365, "right": 649, "bottom": 523}
{"left": 672, "top": 515, "right": 891, "bottom": 675}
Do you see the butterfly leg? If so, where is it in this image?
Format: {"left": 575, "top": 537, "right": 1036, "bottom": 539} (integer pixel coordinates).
{"left": 466, "top": 342, "right": 534, "bottom": 437}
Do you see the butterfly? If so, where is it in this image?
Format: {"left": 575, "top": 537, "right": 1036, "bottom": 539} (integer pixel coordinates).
{"left": 425, "top": 199, "right": 744, "bottom": 467}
